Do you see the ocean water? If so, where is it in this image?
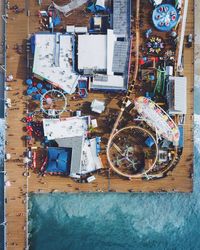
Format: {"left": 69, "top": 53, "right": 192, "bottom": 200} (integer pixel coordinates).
{"left": 29, "top": 82, "right": 200, "bottom": 250}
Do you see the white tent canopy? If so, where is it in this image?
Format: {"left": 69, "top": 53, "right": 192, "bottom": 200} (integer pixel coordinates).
{"left": 53, "top": 0, "right": 88, "bottom": 16}
{"left": 91, "top": 99, "right": 105, "bottom": 114}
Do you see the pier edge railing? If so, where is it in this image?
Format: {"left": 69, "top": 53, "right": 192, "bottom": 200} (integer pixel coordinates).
{"left": 0, "top": 1, "right": 7, "bottom": 250}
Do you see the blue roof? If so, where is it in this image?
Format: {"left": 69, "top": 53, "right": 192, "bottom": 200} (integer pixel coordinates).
{"left": 46, "top": 147, "right": 71, "bottom": 174}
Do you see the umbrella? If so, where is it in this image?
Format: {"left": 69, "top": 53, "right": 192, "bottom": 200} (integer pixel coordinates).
{"left": 6, "top": 153, "right": 11, "bottom": 160}
{"left": 46, "top": 84, "right": 52, "bottom": 89}
{"left": 46, "top": 97, "right": 53, "bottom": 105}
{"left": 35, "top": 94, "right": 42, "bottom": 100}
{"left": 26, "top": 79, "right": 33, "bottom": 85}
{"left": 32, "top": 94, "right": 41, "bottom": 100}
{"left": 5, "top": 180, "right": 11, "bottom": 187}
{"left": 32, "top": 87, "right": 38, "bottom": 93}
{"left": 41, "top": 89, "right": 47, "bottom": 94}
{"left": 27, "top": 88, "right": 33, "bottom": 95}
{"left": 37, "top": 83, "right": 43, "bottom": 89}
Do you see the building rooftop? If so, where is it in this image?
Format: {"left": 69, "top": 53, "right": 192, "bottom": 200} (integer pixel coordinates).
{"left": 33, "top": 33, "right": 79, "bottom": 94}
{"left": 43, "top": 116, "right": 90, "bottom": 140}
{"left": 168, "top": 76, "right": 187, "bottom": 115}
{"left": 112, "top": 41, "right": 129, "bottom": 74}
{"left": 78, "top": 34, "right": 107, "bottom": 71}
{"left": 56, "top": 136, "right": 84, "bottom": 176}
{"left": 87, "top": 29, "right": 130, "bottom": 90}
{"left": 56, "top": 137, "right": 102, "bottom": 177}
{"left": 113, "top": 0, "right": 131, "bottom": 36}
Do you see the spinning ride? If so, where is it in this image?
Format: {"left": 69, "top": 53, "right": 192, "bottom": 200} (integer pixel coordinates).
{"left": 146, "top": 36, "right": 164, "bottom": 54}
{"left": 152, "top": 4, "right": 179, "bottom": 32}
{"left": 40, "top": 89, "right": 67, "bottom": 117}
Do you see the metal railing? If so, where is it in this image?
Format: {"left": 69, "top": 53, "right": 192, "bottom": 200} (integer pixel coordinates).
{"left": 0, "top": 1, "right": 7, "bottom": 250}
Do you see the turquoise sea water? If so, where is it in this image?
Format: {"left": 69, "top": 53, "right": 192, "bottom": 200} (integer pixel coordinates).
{"left": 29, "top": 83, "right": 200, "bottom": 250}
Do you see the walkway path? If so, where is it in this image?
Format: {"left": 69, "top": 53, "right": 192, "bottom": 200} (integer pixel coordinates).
{"left": 0, "top": 1, "right": 6, "bottom": 250}
{"left": 0, "top": 0, "right": 6, "bottom": 117}
{"left": 6, "top": 1, "right": 28, "bottom": 249}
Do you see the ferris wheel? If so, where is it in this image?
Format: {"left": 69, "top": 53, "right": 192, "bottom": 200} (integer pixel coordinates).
{"left": 134, "top": 96, "right": 180, "bottom": 145}
{"left": 40, "top": 89, "right": 67, "bottom": 117}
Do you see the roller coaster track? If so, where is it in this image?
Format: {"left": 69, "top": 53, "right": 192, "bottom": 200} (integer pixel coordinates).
{"left": 109, "top": 0, "right": 140, "bottom": 137}
{"left": 106, "top": 0, "right": 179, "bottom": 180}
{"left": 106, "top": 0, "right": 141, "bottom": 176}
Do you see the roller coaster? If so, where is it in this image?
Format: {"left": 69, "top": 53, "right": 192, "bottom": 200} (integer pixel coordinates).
{"left": 106, "top": 0, "right": 180, "bottom": 180}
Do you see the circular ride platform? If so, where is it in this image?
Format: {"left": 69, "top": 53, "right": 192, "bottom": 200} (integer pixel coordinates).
{"left": 152, "top": 4, "right": 179, "bottom": 32}
{"left": 146, "top": 36, "right": 164, "bottom": 54}
{"left": 40, "top": 89, "right": 67, "bottom": 117}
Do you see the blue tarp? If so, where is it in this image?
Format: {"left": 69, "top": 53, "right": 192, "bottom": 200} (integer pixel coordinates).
{"left": 178, "top": 126, "right": 184, "bottom": 148}
{"left": 53, "top": 16, "right": 61, "bottom": 26}
{"left": 87, "top": 3, "right": 96, "bottom": 13}
{"left": 96, "top": 5, "right": 106, "bottom": 11}
{"left": 31, "top": 35, "right": 35, "bottom": 54}
{"left": 46, "top": 147, "right": 71, "bottom": 174}
{"left": 145, "top": 137, "right": 155, "bottom": 148}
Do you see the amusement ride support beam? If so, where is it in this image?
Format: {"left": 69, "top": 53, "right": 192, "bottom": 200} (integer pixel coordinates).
{"left": 1, "top": 15, "right": 7, "bottom": 23}
{"left": 0, "top": 65, "right": 6, "bottom": 72}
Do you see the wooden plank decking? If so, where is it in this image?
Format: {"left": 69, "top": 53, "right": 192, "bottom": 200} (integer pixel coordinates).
{"left": 5, "top": 0, "right": 194, "bottom": 249}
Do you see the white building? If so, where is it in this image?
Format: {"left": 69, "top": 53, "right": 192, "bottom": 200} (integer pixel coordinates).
{"left": 167, "top": 76, "right": 187, "bottom": 115}
{"left": 43, "top": 116, "right": 102, "bottom": 177}
{"left": 33, "top": 33, "right": 79, "bottom": 94}
{"left": 33, "top": 0, "right": 131, "bottom": 92}
{"left": 77, "top": 30, "right": 130, "bottom": 90}
{"left": 43, "top": 116, "right": 90, "bottom": 140}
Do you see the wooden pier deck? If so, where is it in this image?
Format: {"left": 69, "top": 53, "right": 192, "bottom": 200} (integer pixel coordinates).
{"left": 5, "top": 0, "right": 194, "bottom": 249}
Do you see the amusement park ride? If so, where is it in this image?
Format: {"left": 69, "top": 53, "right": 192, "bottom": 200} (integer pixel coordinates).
{"left": 114, "top": 146, "right": 140, "bottom": 172}
{"left": 2, "top": 0, "right": 194, "bottom": 248}
{"left": 106, "top": 0, "right": 186, "bottom": 180}
{"left": 40, "top": 89, "right": 67, "bottom": 117}
{"left": 25, "top": 0, "right": 189, "bottom": 181}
